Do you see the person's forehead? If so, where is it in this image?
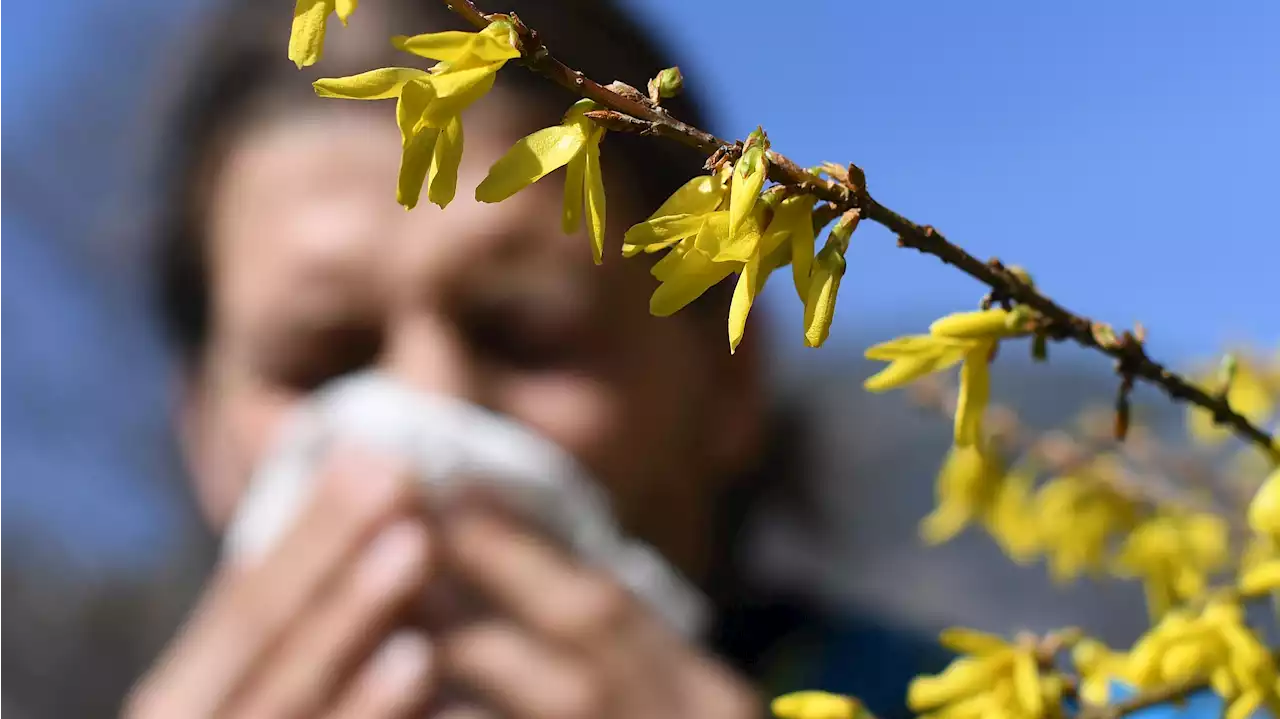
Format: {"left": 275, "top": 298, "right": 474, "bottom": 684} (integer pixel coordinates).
{"left": 204, "top": 99, "right": 661, "bottom": 342}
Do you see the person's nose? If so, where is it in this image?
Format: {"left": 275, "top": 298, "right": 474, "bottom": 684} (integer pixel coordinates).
{"left": 375, "top": 175, "right": 567, "bottom": 408}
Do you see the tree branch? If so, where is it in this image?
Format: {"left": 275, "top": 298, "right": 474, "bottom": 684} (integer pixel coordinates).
{"left": 442, "top": 0, "right": 1278, "bottom": 462}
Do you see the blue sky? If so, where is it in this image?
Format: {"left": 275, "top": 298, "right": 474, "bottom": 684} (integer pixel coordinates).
{"left": 4, "top": 1, "right": 1278, "bottom": 566}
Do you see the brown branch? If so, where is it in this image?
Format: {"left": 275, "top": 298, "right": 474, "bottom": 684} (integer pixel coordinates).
{"left": 442, "top": 0, "right": 1279, "bottom": 462}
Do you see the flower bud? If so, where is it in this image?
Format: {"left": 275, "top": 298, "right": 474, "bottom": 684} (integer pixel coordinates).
{"left": 650, "top": 66, "right": 684, "bottom": 100}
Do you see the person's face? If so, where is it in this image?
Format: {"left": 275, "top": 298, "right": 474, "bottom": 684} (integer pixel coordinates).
{"left": 185, "top": 93, "right": 764, "bottom": 575}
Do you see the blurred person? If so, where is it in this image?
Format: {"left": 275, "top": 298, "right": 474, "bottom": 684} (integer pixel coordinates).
{"left": 126, "top": 1, "right": 953, "bottom": 717}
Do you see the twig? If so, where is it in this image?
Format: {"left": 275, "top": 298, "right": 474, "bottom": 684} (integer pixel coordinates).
{"left": 442, "top": 0, "right": 1279, "bottom": 462}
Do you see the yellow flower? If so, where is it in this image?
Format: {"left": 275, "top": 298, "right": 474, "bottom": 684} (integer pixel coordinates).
{"left": 771, "top": 691, "right": 868, "bottom": 719}
{"left": 802, "top": 237, "right": 846, "bottom": 349}
{"left": 646, "top": 214, "right": 738, "bottom": 318}
{"left": 1071, "top": 638, "right": 1134, "bottom": 705}
{"left": 929, "top": 308, "right": 1028, "bottom": 340}
{"left": 1127, "top": 600, "right": 1280, "bottom": 718}
{"left": 313, "top": 22, "right": 519, "bottom": 209}
{"left": 909, "top": 629, "right": 1050, "bottom": 719}
{"left": 476, "top": 100, "right": 608, "bottom": 263}
{"left": 864, "top": 309, "right": 1019, "bottom": 445}
{"left": 953, "top": 340, "right": 994, "bottom": 447}
{"left": 637, "top": 182, "right": 816, "bottom": 352}
{"left": 622, "top": 164, "right": 731, "bottom": 257}
{"left": 1034, "top": 465, "right": 1137, "bottom": 583}
{"left": 982, "top": 464, "right": 1042, "bottom": 564}
{"left": 392, "top": 21, "right": 521, "bottom": 128}
{"left": 920, "top": 442, "right": 1005, "bottom": 545}
{"left": 1248, "top": 468, "right": 1280, "bottom": 543}
{"left": 729, "top": 127, "right": 769, "bottom": 250}
{"left": 288, "top": 0, "right": 358, "bottom": 69}
{"left": 800, "top": 209, "right": 857, "bottom": 349}
{"left": 1113, "top": 512, "right": 1230, "bottom": 620}
{"left": 1239, "top": 535, "right": 1280, "bottom": 596}
{"left": 725, "top": 193, "right": 815, "bottom": 353}
{"left": 1186, "top": 357, "right": 1275, "bottom": 446}
{"left": 863, "top": 335, "right": 973, "bottom": 391}
{"left": 314, "top": 68, "right": 449, "bottom": 208}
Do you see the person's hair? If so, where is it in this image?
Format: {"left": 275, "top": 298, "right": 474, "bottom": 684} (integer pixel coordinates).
{"left": 151, "top": 0, "right": 720, "bottom": 364}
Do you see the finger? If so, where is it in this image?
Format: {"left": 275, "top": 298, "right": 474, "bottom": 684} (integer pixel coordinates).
{"left": 442, "top": 509, "right": 639, "bottom": 646}
{"left": 324, "top": 631, "right": 435, "bottom": 719}
{"left": 142, "top": 450, "right": 418, "bottom": 715}
{"left": 227, "top": 520, "right": 432, "bottom": 717}
{"left": 438, "top": 621, "right": 603, "bottom": 719}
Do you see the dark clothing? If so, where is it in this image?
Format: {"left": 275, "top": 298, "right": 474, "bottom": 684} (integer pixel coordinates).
{"left": 707, "top": 407, "right": 954, "bottom": 719}
{"left": 714, "top": 598, "right": 954, "bottom": 719}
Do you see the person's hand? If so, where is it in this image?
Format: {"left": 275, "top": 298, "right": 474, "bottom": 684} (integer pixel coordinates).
{"left": 125, "top": 453, "right": 435, "bottom": 719}
{"left": 434, "top": 502, "right": 763, "bottom": 719}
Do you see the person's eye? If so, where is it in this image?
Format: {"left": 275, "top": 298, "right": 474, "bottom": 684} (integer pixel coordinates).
{"left": 261, "top": 323, "right": 383, "bottom": 391}
{"left": 460, "top": 307, "right": 584, "bottom": 371}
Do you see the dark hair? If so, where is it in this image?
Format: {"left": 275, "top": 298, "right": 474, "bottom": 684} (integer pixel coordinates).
{"left": 151, "top": 0, "right": 718, "bottom": 363}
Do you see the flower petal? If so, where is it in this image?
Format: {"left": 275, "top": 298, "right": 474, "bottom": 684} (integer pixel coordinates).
{"left": 475, "top": 124, "right": 588, "bottom": 203}
{"left": 427, "top": 116, "right": 464, "bottom": 209}
{"left": 392, "top": 24, "right": 518, "bottom": 64}
{"left": 334, "top": 0, "right": 357, "bottom": 24}
{"left": 771, "top": 195, "right": 816, "bottom": 301}
{"left": 421, "top": 65, "right": 498, "bottom": 126}
{"left": 803, "top": 242, "right": 846, "bottom": 348}
{"left": 562, "top": 152, "right": 586, "bottom": 235}
{"left": 704, "top": 206, "right": 764, "bottom": 263}
{"left": 937, "top": 628, "right": 1009, "bottom": 656}
{"left": 288, "top": 0, "right": 332, "bottom": 69}
{"left": 728, "top": 257, "right": 764, "bottom": 354}
{"left": 650, "top": 247, "right": 734, "bottom": 317}
{"left": 397, "top": 126, "right": 441, "bottom": 210}
{"left": 954, "top": 342, "right": 993, "bottom": 446}
{"left": 584, "top": 136, "right": 606, "bottom": 265}
{"left": 865, "top": 335, "right": 972, "bottom": 360}
{"left": 395, "top": 79, "right": 434, "bottom": 144}
{"left": 645, "top": 172, "right": 729, "bottom": 221}
{"left": 930, "top": 309, "right": 1019, "bottom": 339}
{"left": 864, "top": 349, "right": 966, "bottom": 392}
{"left": 727, "top": 162, "right": 765, "bottom": 250}
{"left": 314, "top": 67, "right": 431, "bottom": 101}
{"left": 623, "top": 214, "right": 706, "bottom": 249}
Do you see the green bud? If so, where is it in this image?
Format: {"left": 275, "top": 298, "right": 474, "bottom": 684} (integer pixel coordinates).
{"left": 1007, "top": 265, "right": 1035, "bottom": 288}
{"left": 1032, "top": 334, "right": 1048, "bottom": 362}
{"left": 651, "top": 66, "right": 684, "bottom": 99}
{"left": 1217, "top": 353, "right": 1239, "bottom": 391}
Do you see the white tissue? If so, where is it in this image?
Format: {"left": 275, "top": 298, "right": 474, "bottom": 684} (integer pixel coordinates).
{"left": 222, "top": 371, "right": 709, "bottom": 639}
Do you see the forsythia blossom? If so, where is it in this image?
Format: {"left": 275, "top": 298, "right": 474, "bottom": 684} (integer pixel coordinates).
{"left": 1113, "top": 511, "right": 1230, "bottom": 620}
{"left": 729, "top": 127, "right": 769, "bottom": 251}
{"left": 1186, "top": 356, "right": 1276, "bottom": 446}
{"left": 771, "top": 691, "right": 869, "bottom": 719}
{"left": 1126, "top": 601, "right": 1280, "bottom": 719}
{"left": 288, "top": 0, "right": 357, "bottom": 69}
{"left": 981, "top": 464, "right": 1042, "bottom": 564}
{"left": 1072, "top": 637, "right": 1137, "bottom": 705}
{"left": 864, "top": 307, "right": 1028, "bottom": 446}
{"left": 909, "top": 628, "right": 1063, "bottom": 719}
{"left": 1248, "top": 467, "right": 1280, "bottom": 543}
{"left": 920, "top": 442, "right": 1005, "bottom": 545}
{"left": 475, "top": 99, "right": 608, "bottom": 263}
{"left": 626, "top": 161, "right": 818, "bottom": 352}
{"left": 802, "top": 210, "right": 857, "bottom": 349}
{"left": 1033, "top": 466, "right": 1138, "bottom": 583}
{"left": 314, "top": 21, "right": 520, "bottom": 209}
